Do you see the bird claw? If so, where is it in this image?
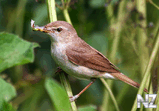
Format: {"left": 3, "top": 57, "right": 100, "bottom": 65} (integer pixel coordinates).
{"left": 69, "top": 95, "right": 79, "bottom": 102}
{"left": 55, "top": 67, "right": 63, "bottom": 74}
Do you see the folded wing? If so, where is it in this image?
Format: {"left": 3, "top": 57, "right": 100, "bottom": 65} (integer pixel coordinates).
{"left": 66, "top": 39, "right": 120, "bottom": 73}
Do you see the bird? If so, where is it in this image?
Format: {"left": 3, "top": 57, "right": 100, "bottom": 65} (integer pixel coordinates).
{"left": 31, "top": 20, "right": 148, "bottom": 102}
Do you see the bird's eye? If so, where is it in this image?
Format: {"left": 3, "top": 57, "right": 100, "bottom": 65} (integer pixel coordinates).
{"left": 57, "top": 27, "right": 62, "bottom": 32}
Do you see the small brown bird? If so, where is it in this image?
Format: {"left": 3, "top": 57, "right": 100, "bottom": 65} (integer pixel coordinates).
{"left": 31, "top": 20, "right": 148, "bottom": 101}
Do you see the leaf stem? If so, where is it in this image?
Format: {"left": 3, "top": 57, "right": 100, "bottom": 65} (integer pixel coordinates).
{"left": 156, "top": 86, "right": 159, "bottom": 111}
{"left": 149, "top": 0, "right": 159, "bottom": 10}
{"left": 47, "top": 0, "right": 57, "bottom": 22}
{"left": 100, "top": 78, "right": 120, "bottom": 111}
{"left": 47, "top": 0, "right": 77, "bottom": 110}
{"left": 102, "top": 0, "right": 126, "bottom": 110}
{"left": 59, "top": 73, "right": 77, "bottom": 111}
{"left": 63, "top": 9, "right": 72, "bottom": 25}
{"left": 136, "top": 0, "right": 149, "bottom": 76}
{"left": 131, "top": 27, "right": 159, "bottom": 111}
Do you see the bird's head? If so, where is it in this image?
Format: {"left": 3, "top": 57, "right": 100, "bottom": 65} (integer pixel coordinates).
{"left": 32, "top": 21, "right": 77, "bottom": 43}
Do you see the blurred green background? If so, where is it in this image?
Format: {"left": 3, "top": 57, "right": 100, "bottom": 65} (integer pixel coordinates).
{"left": 0, "top": 0, "right": 159, "bottom": 111}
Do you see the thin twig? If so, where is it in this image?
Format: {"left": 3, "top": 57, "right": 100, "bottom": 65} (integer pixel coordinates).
{"left": 149, "top": 0, "right": 159, "bottom": 10}
{"left": 100, "top": 78, "right": 120, "bottom": 111}
{"left": 59, "top": 73, "right": 77, "bottom": 111}
{"left": 63, "top": 9, "right": 72, "bottom": 25}
{"left": 55, "top": 3, "right": 63, "bottom": 10}
{"left": 61, "top": 0, "right": 65, "bottom": 7}
{"left": 131, "top": 27, "right": 159, "bottom": 111}
{"left": 66, "top": 0, "right": 71, "bottom": 9}
{"left": 47, "top": 0, "right": 77, "bottom": 110}
{"left": 156, "top": 86, "right": 159, "bottom": 111}
{"left": 101, "top": 0, "right": 126, "bottom": 110}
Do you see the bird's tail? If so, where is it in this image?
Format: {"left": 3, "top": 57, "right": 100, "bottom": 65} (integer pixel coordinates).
{"left": 111, "top": 73, "right": 148, "bottom": 93}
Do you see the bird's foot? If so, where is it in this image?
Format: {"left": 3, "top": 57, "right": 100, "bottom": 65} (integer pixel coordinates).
{"left": 55, "top": 67, "right": 63, "bottom": 74}
{"left": 69, "top": 95, "right": 79, "bottom": 102}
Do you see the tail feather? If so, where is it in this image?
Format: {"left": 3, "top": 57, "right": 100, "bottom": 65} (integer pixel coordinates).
{"left": 111, "top": 73, "right": 148, "bottom": 93}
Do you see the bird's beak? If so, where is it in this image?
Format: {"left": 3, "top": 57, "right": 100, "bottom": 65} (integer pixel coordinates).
{"left": 32, "top": 26, "right": 47, "bottom": 32}
{"left": 31, "top": 19, "right": 50, "bottom": 33}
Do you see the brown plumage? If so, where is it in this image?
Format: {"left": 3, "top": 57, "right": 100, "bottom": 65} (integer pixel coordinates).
{"left": 32, "top": 20, "right": 149, "bottom": 101}
{"left": 66, "top": 36, "right": 148, "bottom": 93}
{"left": 66, "top": 37, "right": 119, "bottom": 73}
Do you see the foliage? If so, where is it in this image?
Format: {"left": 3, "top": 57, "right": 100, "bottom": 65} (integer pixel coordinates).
{"left": 0, "top": 0, "right": 159, "bottom": 111}
{"left": 0, "top": 32, "right": 39, "bottom": 72}
{"left": 45, "top": 78, "right": 71, "bottom": 111}
{"left": 0, "top": 77, "right": 16, "bottom": 110}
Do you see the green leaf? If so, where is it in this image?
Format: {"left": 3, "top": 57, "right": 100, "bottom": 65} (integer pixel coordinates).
{"left": 78, "top": 105, "right": 97, "bottom": 111}
{"left": 0, "top": 78, "right": 16, "bottom": 109}
{"left": 45, "top": 78, "right": 71, "bottom": 111}
{"left": 0, "top": 101, "right": 16, "bottom": 111}
{"left": 0, "top": 32, "right": 39, "bottom": 72}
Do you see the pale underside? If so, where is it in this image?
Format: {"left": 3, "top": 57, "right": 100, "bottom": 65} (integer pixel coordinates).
{"left": 51, "top": 36, "right": 120, "bottom": 80}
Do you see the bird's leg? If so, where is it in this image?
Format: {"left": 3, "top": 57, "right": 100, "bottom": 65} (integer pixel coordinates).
{"left": 55, "top": 67, "right": 63, "bottom": 75}
{"left": 69, "top": 78, "right": 96, "bottom": 102}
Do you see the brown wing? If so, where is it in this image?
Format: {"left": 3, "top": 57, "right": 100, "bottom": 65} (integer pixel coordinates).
{"left": 66, "top": 38, "right": 120, "bottom": 73}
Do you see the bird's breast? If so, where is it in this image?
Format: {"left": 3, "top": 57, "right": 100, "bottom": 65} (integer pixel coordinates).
{"left": 50, "top": 43, "right": 114, "bottom": 80}
{"left": 51, "top": 43, "right": 68, "bottom": 65}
